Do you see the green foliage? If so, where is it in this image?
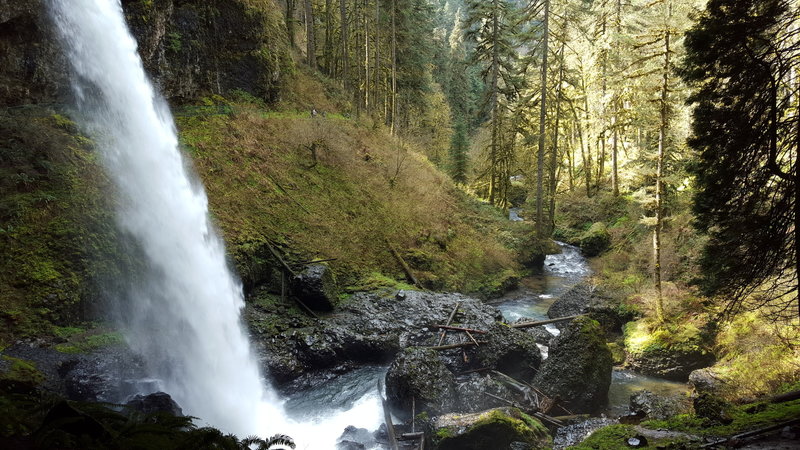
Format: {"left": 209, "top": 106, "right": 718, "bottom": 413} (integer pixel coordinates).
{"left": 54, "top": 331, "right": 125, "bottom": 354}
{"left": 682, "top": 0, "right": 799, "bottom": 318}
{"left": 568, "top": 424, "right": 639, "bottom": 450}
{"left": 578, "top": 222, "right": 610, "bottom": 257}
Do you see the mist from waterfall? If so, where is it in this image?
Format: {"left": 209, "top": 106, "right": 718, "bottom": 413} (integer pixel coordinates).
{"left": 49, "top": 0, "right": 380, "bottom": 447}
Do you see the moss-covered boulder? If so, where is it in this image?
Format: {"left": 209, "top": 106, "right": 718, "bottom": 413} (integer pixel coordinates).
{"left": 475, "top": 323, "right": 542, "bottom": 384}
{"left": 578, "top": 222, "right": 610, "bottom": 257}
{"left": 0, "top": 356, "right": 45, "bottom": 394}
{"left": 624, "top": 320, "right": 715, "bottom": 381}
{"left": 385, "top": 347, "right": 456, "bottom": 419}
{"left": 432, "top": 407, "right": 551, "bottom": 450}
{"left": 291, "top": 264, "right": 339, "bottom": 311}
{"left": 534, "top": 317, "right": 612, "bottom": 414}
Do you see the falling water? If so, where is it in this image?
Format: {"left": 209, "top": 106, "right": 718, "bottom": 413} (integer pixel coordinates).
{"left": 50, "top": 1, "right": 380, "bottom": 446}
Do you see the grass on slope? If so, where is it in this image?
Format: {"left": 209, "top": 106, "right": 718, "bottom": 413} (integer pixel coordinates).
{"left": 176, "top": 98, "right": 530, "bottom": 295}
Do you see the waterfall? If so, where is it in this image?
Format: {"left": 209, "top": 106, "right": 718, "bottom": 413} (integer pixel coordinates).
{"left": 49, "top": 1, "right": 380, "bottom": 447}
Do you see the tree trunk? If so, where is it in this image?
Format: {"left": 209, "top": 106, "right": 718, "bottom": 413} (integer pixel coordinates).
{"left": 340, "top": 0, "right": 349, "bottom": 90}
{"left": 390, "top": 0, "right": 397, "bottom": 134}
{"left": 364, "top": 0, "right": 370, "bottom": 111}
{"left": 325, "top": 0, "right": 334, "bottom": 75}
{"left": 654, "top": 1, "right": 672, "bottom": 323}
{"left": 536, "top": 0, "right": 550, "bottom": 235}
{"left": 548, "top": 41, "right": 565, "bottom": 233}
{"left": 611, "top": 0, "right": 622, "bottom": 196}
{"left": 305, "top": 0, "right": 317, "bottom": 68}
{"left": 287, "top": 0, "right": 296, "bottom": 47}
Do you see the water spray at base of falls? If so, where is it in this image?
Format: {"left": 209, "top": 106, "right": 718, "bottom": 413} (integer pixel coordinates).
{"left": 49, "top": 1, "right": 381, "bottom": 447}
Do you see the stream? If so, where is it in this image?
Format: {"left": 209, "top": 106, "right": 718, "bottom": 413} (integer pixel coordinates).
{"left": 279, "top": 216, "right": 686, "bottom": 447}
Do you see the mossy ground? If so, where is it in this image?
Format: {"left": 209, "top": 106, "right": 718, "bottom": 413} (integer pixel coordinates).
{"left": 176, "top": 95, "right": 531, "bottom": 296}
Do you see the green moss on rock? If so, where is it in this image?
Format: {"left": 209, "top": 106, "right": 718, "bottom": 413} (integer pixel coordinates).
{"left": 433, "top": 407, "right": 551, "bottom": 450}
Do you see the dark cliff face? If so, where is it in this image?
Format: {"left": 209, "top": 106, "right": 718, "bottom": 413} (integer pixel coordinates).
{"left": 0, "top": 0, "right": 289, "bottom": 106}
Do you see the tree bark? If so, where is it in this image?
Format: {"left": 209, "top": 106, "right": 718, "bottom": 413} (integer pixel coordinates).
{"left": 536, "top": 0, "right": 550, "bottom": 235}
{"left": 654, "top": 1, "right": 672, "bottom": 323}
{"left": 340, "top": 0, "right": 350, "bottom": 90}
{"left": 304, "top": 0, "right": 317, "bottom": 68}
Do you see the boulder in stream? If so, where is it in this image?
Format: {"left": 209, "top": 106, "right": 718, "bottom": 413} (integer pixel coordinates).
{"left": 578, "top": 222, "right": 611, "bottom": 257}
{"left": 475, "top": 323, "right": 542, "bottom": 384}
{"left": 629, "top": 390, "right": 691, "bottom": 420}
{"left": 624, "top": 320, "right": 715, "bottom": 381}
{"left": 291, "top": 264, "right": 339, "bottom": 311}
{"left": 385, "top": 347, "right": 456, "bottom": 418}
{"left": 533, "top": 316, "right": 612, "bottom": 414}
{"left": 432, "top": 407, "right": 551, "bottom": 450}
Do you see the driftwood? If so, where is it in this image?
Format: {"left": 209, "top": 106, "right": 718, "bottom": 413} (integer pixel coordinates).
{"left": 433, "top": 324, "right": 487, "bottom": 334}
{"left": 271, "top": 242, "right": 318, "bottom": 319}
{"left": 767, "top": 389, "right": 800, "bottom": 404}
{"left": 378, "top": 380, "right": 400, "bottom": 450}
{"left": 482, "top": 392, "right": 563, "bottom": 427}
{"left": 429, "top": 342, "right": 480, "bottom": 351}
{"left": 509, "top": 315, "right": 582, "bottom": 329}
{"left": 386, "top": 239, "right": 421, "bottom": 287}
{"left": 465, "top": 330, "right": 480, "bottom": 347}
{"left": 701, "top": 418, "right": 800, "bottom": 448}
{"left": 437, "top": 302, "right": 461, "bottom": 345}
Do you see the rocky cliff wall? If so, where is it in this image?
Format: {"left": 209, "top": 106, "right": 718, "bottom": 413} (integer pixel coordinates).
{"left": 0, "top": 0, "right": 290, "bottom": 106}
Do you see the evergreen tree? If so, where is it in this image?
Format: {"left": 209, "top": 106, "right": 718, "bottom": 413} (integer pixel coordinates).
{"left": 464, "top": 0, "right": 521, "bottom": 206}
{"left": 450, "top": 120, "right": 470, "bottom": 184}
{"left": 682, "top": 0, "right": 800, "bottom": 319}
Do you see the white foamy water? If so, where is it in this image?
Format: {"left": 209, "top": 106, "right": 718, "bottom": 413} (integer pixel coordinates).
{"left": 50, "top": 1, "right": 379, "bottom": 447}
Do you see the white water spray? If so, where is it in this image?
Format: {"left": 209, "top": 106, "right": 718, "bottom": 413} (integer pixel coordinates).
{"left": 50, "top": 1, "right": 380, "bottom": 446}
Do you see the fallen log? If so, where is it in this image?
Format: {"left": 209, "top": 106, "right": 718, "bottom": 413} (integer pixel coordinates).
{"left": 700, "top": 418, "right": 800, "bottom": 448}
{"left": 509, "top": 315, "right": 582, "bottom": 329}
{"left": 429, "top": 341, "right": 480, "bottom": 351}
{"left": 437, "top": 302, "right": 461, "bottom": 345}
{"left": 386, "top": 239, "right": 421, "bottom": 288}
{"left": 433, "top": 324, "right": 487, "bottom": 334}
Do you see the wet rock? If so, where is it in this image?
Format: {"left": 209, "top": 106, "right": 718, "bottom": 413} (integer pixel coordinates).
{"left": 547, "top": 282, "right": 630, "bottom": 333}
{"left": 534, "top": 317, "right": 612, "bottom": 414}
{"left": 475, "top": 323, "right": 542, "bottom": 383}
{"left": 455, "top": 373, "right": 517, "bottom": 413}
{"left": 522, "top": 325, "right": 555, "bottom": 346}
{"left": 336, "top": 426, "right": 375, "bottom": 450}
{"left": 626, "top": 345, "right": 715, "bottom": 382}
{"left": 629, "top": 390, "right": 691, "bottom": 421}
{"left": 385, "top": 347, "right": 456, "bottom": 419}
{"left": 125, "top": 392, "right": 183, "bottom": 416}
{"left": 693, "top": 393, "right": 733, "bottom": 425}
{"left": 688, "top": 367, "right": 725, "bottom": 396}
{"left": 291, "top": 264, "right": 339, "bottom": 311}
{"left": 433, "top": 407, "right": 551, "bottom": 450}
{"left": 578, "top": 222, "right": 611, "bottom": 257}
{"left": 62, "top": 348, "right": 147, "bottom": 402}
{"left": 553, "top": 417, "right": 617, "bottom": 449}
{"left": 251, "top": 291, "right": 500, "bottom": 386}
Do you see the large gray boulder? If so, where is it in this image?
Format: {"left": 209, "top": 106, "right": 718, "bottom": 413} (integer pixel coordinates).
{"left": 629, "top": 390, "right": 691, "bottom": 420}
{"left": 291, "top": 264, "right": 339, "bottom": 311}
{"left": 385, "top": 347, "right": 456, "bottom": 419}
{"left": 534, "top": 317, "right": 612, "bottom": 414}
{"left": 475, "top": 323, "right": 542, "bottom": 384}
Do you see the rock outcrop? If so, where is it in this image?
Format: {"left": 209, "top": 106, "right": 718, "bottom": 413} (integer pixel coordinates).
{"left": 475, "top": 323, "right": 542, "bottom": 384}
{"left": 534, "top": 316, "right": 612, "bottom": 414}
{"left": 291, "top": 264, "right": 339, "bottom": 311}
{"left": 0, "top": 0, "right": 289, "bottom": 106}
{"left": 125, "top": 392, "right": 183, "bottom": 416}
{"left": 385, "top": 347, "right": 456, "bottom": 418}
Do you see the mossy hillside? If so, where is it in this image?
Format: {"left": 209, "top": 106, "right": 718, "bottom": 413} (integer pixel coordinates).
{"left": 0, "top": 111, "right": 127, "bottom": 342}
{"left": 176, "top": 99, "right": 531, "bottom": 295}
